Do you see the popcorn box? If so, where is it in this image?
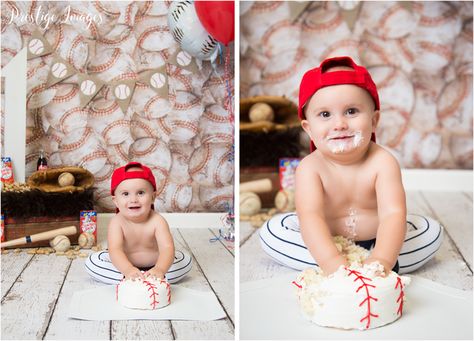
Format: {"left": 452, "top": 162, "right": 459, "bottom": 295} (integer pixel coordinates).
{"left": 279, "top": 158, "right": 300, "bottom": 191}
{"left": 1, "top": 157, "right": 14, "bottom": 184}
{"left": 80, "top": 210, "right": 97, "bottom": 244}
{"left": 1, "top": 214, "right": 4, "bottom": 242}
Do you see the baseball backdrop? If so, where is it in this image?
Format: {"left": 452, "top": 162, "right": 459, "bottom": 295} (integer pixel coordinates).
{"left": 0, "top": 1, "right": 234, "bottom": 212}
{"left": 240, "top": 1, "right": 473, "bottom": 169}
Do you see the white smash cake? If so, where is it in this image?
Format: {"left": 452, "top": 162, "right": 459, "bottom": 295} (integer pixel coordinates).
{"left": 293, "top": 236, "right": 410, "bottom": 330}
{"left": 116, "top": 277, "right": 171, "bottom": 310}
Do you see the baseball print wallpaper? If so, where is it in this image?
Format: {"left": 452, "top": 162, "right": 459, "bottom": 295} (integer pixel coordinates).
{"left": 240, "top": 1, "right": 472, "bottom": 169}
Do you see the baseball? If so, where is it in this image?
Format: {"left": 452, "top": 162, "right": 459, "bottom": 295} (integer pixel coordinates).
{"left": 50, "top": 235, "right": 71, "bottom": 252}
{"left": 249, "top": 102, "right": 275, "bottom": 122}
{"left": 80, "top": 80, "right": 97, "bottom": 96}
{"left": 176, "top": 51, "right": 192, "bottom": 66}
{"left": 78, "top": 232, "right": 95, "bottom": 249}
{"left": 58, "top": 172, "right": 75, "bottom": 187}
{"left": 114, "top": 84, "right": 131, "bottom": 100}
{"left": 28, "top": 38, "right": 45, "bottom": 55}
{"left": 275, "top": 189, "right": 295, "bottom": 212}
{"left": 51, "top": 62, "right": 68, "bottom": 79}
{"left": 240, "top": 192, "right": 262, "bottom": 216}
{"left": 150, "top": 72, "right": 166, "bottom": 89}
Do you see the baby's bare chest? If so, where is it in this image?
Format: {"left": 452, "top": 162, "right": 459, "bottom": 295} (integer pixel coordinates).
{"left": 121, "top": 225, "right": 157, "bottom": 249}
{"left": 320, "top": 170, "right": 377, "bottom": 211}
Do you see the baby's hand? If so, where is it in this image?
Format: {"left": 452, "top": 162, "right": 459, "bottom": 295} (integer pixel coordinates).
{"left": 124, "top": 267, "right": 144, "bottom": 280}
{"left": 322, "top": 254, "right": 350, "bottom": 276}
{"left": 144, "top": 267, "right": 165, "bottom": 280}
{"left": 363, "top": 258, "right": 391, "bottom": 277}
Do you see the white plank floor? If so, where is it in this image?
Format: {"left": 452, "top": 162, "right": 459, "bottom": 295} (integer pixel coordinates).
{"left": 2, "top": 191, "right": 472, "bottom": 339}
{"left": 240, "top": 191, "right": 473, "bottom": 291}
{"left": 1, "top": 228, "right": 234, "bottom": 340}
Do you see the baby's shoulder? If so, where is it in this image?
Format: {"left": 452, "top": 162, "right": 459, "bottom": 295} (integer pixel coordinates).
{"left": 297, "top": 152, "right": 324, "bottom": 172}
{"left": 368, "top": 144, "right": 401, "bottom": 170}
{"left": 148, "top": 211, "right": 169, "bottom": 228}
{"left": 109, "top": 214, "right": 123, "bottom": 228}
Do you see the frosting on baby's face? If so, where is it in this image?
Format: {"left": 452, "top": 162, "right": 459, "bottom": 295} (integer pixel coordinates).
{"left": 301, "top": 84, "right": 380, "bottom": 158}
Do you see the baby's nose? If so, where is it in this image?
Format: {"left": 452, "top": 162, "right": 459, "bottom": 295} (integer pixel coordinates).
{"left": 333, "top": 115, "right": 348, "bottom": 129}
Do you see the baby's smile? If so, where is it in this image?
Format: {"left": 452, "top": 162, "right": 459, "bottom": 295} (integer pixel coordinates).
{"left": 325, "top": 131, "right": 363, "bottom": 153}
{"left": 328, "top": 135, "right": 354, "bottom": 140}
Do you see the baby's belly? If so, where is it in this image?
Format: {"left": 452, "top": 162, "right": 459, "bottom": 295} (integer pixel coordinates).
{"left": 126, "top": 249, "right": 158, "bottom": 268}
{"left": 328, "top": 214, "right": 379, "bottom": 241}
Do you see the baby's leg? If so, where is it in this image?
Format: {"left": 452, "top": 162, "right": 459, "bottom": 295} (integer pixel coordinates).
{"left": 85, "top": 250, "right": 193, "bottom": 284}
{"left": 259, "top": 213, "right": 317, "bottom": 270}
{"left": 398, "top": 214, "right": 444, "bottom": 274}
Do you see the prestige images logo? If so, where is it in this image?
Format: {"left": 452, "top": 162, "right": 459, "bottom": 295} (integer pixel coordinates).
{"left": 7, "top": 4, "right": 103, "bottom": 30}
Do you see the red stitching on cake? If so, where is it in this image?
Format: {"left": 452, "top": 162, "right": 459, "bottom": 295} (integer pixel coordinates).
{"left": 346, "top": 268, "right": 379, "bottom": 329}
{"left": 292, "top": 280, "right": 302, "bottom": 289}
{"left": 143, "top": 280, "right": 159, "bottom": 309}
{"left": 116, "top": 278, "right": 126, "bottom": 301}
{"left": 160, "top": 278, "right": 171, "bottom": 304}
{"left": 395, "top": 277, "right": 405, "bottom": 316}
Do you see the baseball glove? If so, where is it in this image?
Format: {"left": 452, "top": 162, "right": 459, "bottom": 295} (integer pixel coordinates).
{"left": 240, "top": 95, "right": 299, "bottom": 133}
{"left": 27, "top": 166, "right": 94, "bottom": 193}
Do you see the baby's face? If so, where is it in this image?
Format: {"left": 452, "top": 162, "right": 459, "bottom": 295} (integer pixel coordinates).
{"left": 301, "top": 84, "right": 380, "bottom": 155}
{"left": 113, "top": 178, "right": 156, "bottom": 220}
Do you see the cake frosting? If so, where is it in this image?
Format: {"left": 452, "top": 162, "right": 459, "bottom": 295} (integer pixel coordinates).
{"left": 116, "top": 277, "right": 171, "bottom": 310}
{"left": 292, "top": 236, "right": 410, "bottom": 330}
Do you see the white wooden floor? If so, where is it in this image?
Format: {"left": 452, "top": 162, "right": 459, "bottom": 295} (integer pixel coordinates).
{"left": 1, "top": 191, "right": 472, "bottom": 339}
{"left": 240, "top": 191, "right": 473, "bottom": 291}
{"left": 1, "top": 228, "right": 234, "bottom": 340}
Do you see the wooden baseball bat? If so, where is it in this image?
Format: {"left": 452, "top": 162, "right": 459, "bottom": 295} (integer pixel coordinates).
{"left": 240, "top": 178, "right": 273, "bottom": 193}
{"left": 0, "top": 225, "right": 77, "bottom": 248}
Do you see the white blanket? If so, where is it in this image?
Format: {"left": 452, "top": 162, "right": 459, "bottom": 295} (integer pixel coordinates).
{"left": 69, "top": 285, "right": 226, "bottom": 321}
{"left": 240, "top": 273, "right": 473, "bottom": 339}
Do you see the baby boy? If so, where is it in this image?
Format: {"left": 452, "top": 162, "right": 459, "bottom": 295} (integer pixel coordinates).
{"left": 259, "top": 56, "right": 443, "bottom": 276}
{"left": 86, "top": 162, "right": 192, "bottom": 284}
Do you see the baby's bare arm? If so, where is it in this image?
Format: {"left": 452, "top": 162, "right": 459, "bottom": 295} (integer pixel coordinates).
{"left": 148, "top": 215, "right": 175, "bottom": 278}
{"left": 296, "top": 158, "right": 348, "bottom": 275}
{"left": 107, "top": 217, "right": 143, "bottom": 279}
{"left": 368, "top": 151, "right": 407, "bottom": 272}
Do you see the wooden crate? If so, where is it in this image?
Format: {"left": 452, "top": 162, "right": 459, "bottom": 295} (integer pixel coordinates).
{"left": 4, "top": 216, "right": 81, "bottom": 248}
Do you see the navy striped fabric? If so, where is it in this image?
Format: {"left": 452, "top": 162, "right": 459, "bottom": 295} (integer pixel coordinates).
{"left": 259, "top": 213, "right": 443, "bottom": 274}
{"left": 85, "top": 249, "right": 193, "bottom": 284}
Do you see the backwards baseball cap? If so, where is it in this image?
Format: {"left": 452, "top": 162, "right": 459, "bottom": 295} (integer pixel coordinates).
{"left": 298, "top": 56, "right": 380, "bottom": 152}
{"left": 111, "top": 162, "right": 157, "bottom": 195}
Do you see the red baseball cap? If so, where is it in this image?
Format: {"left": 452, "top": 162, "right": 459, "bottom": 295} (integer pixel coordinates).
{"left": 298, "top": 56, "right": 379, "bottom": 152}
{"left": 111, "top": 162, "right": 157, "bottom": 195}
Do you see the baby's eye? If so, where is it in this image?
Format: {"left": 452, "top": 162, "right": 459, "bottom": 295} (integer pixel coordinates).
{"left": 345, "top": 108, "right": 358, "bottom": 116}
{"left": 318, "top": 111, "right": 331, "bottom": 119}
{"left": 138, "top": 190, "right": 145, "bottom": 195}
{"left": 122, "top": 192, "right": 129, "bottom": 197}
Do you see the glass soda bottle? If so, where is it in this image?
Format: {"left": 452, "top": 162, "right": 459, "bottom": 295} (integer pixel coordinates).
{"left": 37, "top": 149, "right": 48, "bottom": 170}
